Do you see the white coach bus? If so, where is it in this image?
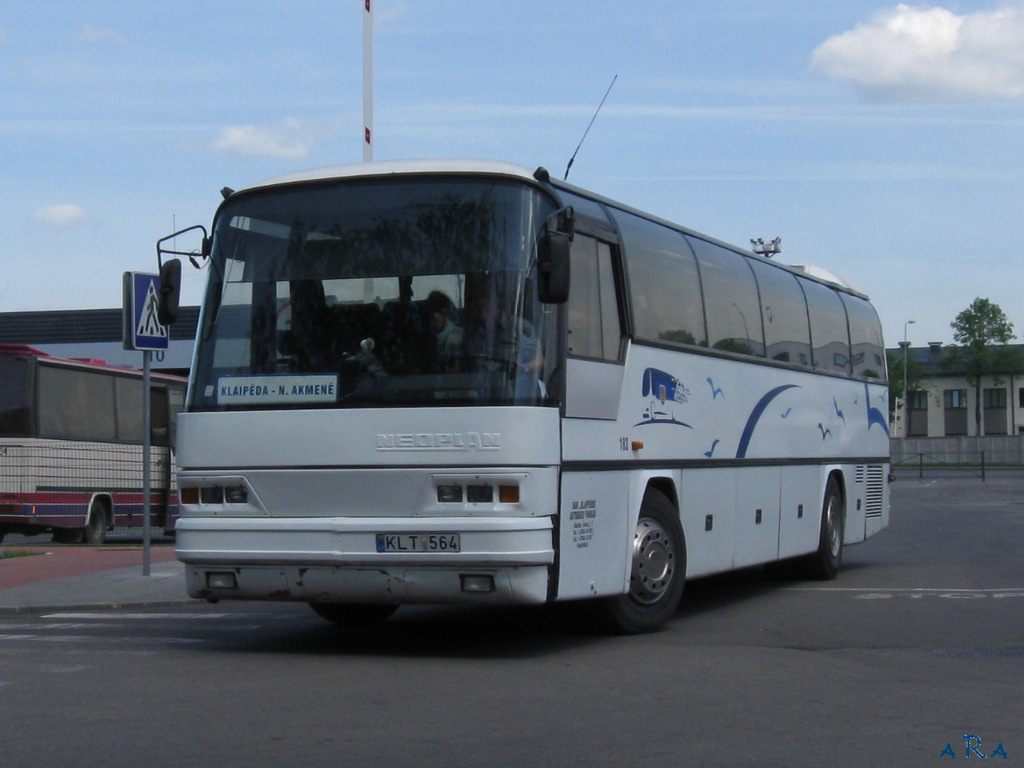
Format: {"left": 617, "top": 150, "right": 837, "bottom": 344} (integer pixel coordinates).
{"left": 163, "top": 160, "right": 890, "bottom": 633}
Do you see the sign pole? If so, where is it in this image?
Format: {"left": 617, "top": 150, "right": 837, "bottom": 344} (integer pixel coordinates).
{"left": 123, "top": 271, "right": 168, "bottom": 576}
{"left": 142, "top": 349, "right": 152, "bottom": 576}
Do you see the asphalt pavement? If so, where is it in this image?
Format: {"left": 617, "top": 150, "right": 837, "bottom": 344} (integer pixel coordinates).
{"left": 0, "top": 543, "right": 188, "bottom": 614}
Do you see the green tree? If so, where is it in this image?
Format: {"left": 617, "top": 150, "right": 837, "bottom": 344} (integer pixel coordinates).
{"left": 887, "top": 348, "right": 928, "bottom": 428}
{"left": 948, "top": 298, "right": 1021, "bottom": 435}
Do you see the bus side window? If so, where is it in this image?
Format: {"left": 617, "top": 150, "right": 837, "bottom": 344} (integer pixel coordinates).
{"left": 567, "top": 235, "right": 622, "bottom": 361}
{"left": 802, "top": 279, "right": 852, "bottom": 375}
{"left": 612, "top": 210, "right": 706, "bottom": 348}
{"left": 749, "top": 260, "right": 812, "bottom": 366}
{"left": 843, "top": 293, "right": 886, "bottom": 379}
{"left": 150, "top": 387, "right": 170, "bottom": 446}
{"left": 687, "top": 236, "right": 766, "bottom": 357}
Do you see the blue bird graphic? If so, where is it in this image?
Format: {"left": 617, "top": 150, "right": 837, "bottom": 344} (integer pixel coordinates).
{"left": 707, "top": 377, "right": 724, "bottom": 399}
{"left": 833, "top": 398, "right": 846, "bottom": 425}
{"left": 780, "top": 407, "right": 793, "bottom": 419}
{"left": 817, "top": 423, "right": 832, "bottom": 440}
{"left": 704, "top": 439, "right": 720, "bottom": 458}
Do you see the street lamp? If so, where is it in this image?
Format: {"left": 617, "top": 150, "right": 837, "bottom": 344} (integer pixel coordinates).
{"left": 902, "top": 320, "right": 916, "bottom": 436}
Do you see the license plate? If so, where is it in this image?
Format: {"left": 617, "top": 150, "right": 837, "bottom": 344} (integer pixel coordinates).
{"left": 376, "top": 533, "right": 461, "bottom": 553}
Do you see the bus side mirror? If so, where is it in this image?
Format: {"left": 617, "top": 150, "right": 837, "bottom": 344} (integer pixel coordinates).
{"left": 155, "top": 223, "right": 210, "bottom": 325}
{"left": 538, "top": 207, "right": 573, "bottom": 304}
{"left": 158, "top": 258, "right": 182, "bottom": 326}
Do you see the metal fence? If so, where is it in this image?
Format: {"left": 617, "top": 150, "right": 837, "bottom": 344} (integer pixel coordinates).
{"left": 892, "top": 435, "right": 1024, "bottom": 467}
{"left": 891, "top": 451, "right": 987, "bottom": 481}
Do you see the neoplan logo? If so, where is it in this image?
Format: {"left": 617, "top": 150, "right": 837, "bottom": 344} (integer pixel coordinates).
{"left": 376, "top": 432, "right": 501, "bottom": 451}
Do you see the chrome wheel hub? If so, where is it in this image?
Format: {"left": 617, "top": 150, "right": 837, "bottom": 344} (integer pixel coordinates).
{"left": 630, "top": 518, "right": 676, "bottom": 604}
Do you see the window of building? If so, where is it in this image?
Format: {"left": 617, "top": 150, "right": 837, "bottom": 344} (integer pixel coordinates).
{"left": 909, "top": 390, "right": 928, "bottom": 410}
{"left": 943, "top": 388, "right": 968, "bottom": 436}
{"left": 907, "top": 389, "right": 929, "bottom": 436}
{"left": 984, "top": 388, "right": 1007, "bottom": 408}
{"left": 944, "top": 389, "right": 967, "bottom": 409}
{"left": 983, "top": 387, "right": 1008, "bottom": 435}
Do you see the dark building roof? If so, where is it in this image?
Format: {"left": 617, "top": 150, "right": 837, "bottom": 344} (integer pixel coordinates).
{"left": 888, "top": 343, "right": 1024, "bottom": 377}
{"left": 0, "top": 306, "right": 200, "bottom": 345}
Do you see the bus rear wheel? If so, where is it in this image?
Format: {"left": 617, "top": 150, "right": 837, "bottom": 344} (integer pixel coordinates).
{"left": 309, "top": 602, "right": 399, "bottom": 627}
{"left": 798, "top": 477, "right": 844, "bottom": 580}
{"left": 82, "top": 501, "right": 107, "bottom": 545}
{"left": 595, "top": 489, "right": 686, "bottom": 634}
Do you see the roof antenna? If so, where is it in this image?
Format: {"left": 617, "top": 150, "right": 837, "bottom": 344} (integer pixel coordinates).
{"left": 564, "top": 75, "right": 617, "bottom": 180}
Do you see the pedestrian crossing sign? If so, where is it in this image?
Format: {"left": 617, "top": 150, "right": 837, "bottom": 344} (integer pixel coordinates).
{"left": 123, "top": 271, "right": 169, "bottom": 351}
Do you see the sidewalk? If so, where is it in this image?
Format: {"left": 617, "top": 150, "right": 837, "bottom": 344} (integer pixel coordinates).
{"left": 0, "top": 544, "right": 190, "bottom": 614}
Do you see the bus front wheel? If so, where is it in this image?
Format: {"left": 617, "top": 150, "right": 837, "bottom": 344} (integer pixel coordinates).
{"left": 309, "top": 602, "right": 399, "bottom": 627}
{"left": 595, "top": 489, "right": 686, "bottom": 634}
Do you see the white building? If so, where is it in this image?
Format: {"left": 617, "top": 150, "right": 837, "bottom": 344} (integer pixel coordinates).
{"left": 891, "top": 342, "right": 1024, "bottom": 438}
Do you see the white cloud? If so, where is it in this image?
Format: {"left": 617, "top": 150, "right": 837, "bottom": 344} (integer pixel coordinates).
{"left": 811, "top": 3, "right": 1024, "bottom": 102}
{"left": 376, "top": 2, "right": 413, "bottom": 27}
{"left": 212, "top": 117, "right": 330, "bottom": 160}
{"left": 77, "top": 22, "right": 128, "bottom": 44}
{"left": 34, "top": 204, "right": 88, "bottom": 229}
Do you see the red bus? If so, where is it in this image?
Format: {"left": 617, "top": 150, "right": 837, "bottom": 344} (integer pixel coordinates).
{"left": 0, "top": 344, "right": 186, "bottom": 544}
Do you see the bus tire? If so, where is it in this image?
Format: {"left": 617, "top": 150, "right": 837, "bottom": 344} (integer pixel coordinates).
{"left": 52, "top": 526, "right": 84, "bottom": 544}
{"left": 799, "top": 477, "right": 844, "bottom": 580}
{"left": 309, "top": 602, "right": 399, "bottom": 627}
{"left": 595, "top": 489, "right": 686, "bottom": 634}
{"left": 82, "top": 500, "right": 107, "bottom": 545}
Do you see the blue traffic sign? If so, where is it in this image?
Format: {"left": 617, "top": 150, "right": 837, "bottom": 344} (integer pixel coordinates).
{"left": 123, "top": 271, "right": 169, "bottom": 351}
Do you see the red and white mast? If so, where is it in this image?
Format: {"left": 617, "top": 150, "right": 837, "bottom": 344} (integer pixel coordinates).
{"left": 363, "top": 0, "right": 374, "bottom": 161}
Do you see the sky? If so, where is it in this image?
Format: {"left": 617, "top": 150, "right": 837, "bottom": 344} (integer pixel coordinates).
{"left": 4, "top": 1, "right": 1024, "bottom": 348}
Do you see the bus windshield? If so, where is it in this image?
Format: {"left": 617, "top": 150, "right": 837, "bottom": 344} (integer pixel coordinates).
{"left": 189, "top": 175, "right": 561, "bottom": 411}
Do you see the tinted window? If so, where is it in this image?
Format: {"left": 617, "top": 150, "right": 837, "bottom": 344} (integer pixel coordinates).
{"left": 556, "top": 190, "right": 610, "bottom": 224}
{"left": 803, "top": 281, "right": 851, "bottom": 374}
{"left": 191, "top": 178, "right": 558, "bottom": 410}
{"left": 568, "top": 235, "right": 621, "bottom": 360}
{"left": 115, "top": 377, "right": 144, "bottom": 443}
{"left": 0, "top": 356, "right": 31, "bottom": 437}
{"left": 842, "top": 294, "right": 886, "bottom": 379}
{"left": 687, "top": 237, "right": 765, "bottom": 356}
{"left": 749, "top": 261, "right": 812, "bottom": 366}
{"left": 614, "top": 210, "right": 706, "bottom": 347}
{"left": 38, "top": 366, "right": 117, "bottom": 441}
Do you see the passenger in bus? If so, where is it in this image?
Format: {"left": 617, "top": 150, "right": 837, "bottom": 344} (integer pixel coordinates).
{"left": 463, "top": 289, "right": 544, "bottom": 378}
{"left": 427, "top": 290, "right": 465, "bottom": 372}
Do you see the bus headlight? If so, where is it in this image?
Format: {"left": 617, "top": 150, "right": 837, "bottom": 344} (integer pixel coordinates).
{"left": 467, "top": 485, "right": 493, "bottom": 503}
{"left": 437, "top": 485, "right": 463, "bottom": 503}
{"left": 224, "top": 485, "right": 248, "bottom": 504}
{"left": 433, "top": 477, "right": 522, "bottom": 507}
{"left": 200, "top": 486, "right": 223, "bottom": 504}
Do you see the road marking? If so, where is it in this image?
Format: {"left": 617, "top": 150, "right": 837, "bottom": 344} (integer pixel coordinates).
{"left": 40, "top": 612, "right": 232, "bottom": 620}
{"left": 791, "top": 587, "right": 1024, "bottom": 600}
